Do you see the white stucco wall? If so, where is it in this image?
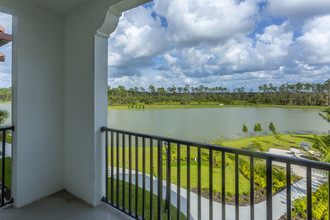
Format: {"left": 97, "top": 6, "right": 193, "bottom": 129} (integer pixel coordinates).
{"left": 0, "top": 1, "right": 64, "bottom": 207}
{"left": 0, "top": 0, "right": 150, "bottom": 208}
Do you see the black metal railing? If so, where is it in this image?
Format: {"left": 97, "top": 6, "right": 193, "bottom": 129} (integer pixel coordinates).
{"left": 0, "top": 125, "right": 14, "bottom": 207}
{"left": 101, "top": 127, "right": 330, "bottom": 220}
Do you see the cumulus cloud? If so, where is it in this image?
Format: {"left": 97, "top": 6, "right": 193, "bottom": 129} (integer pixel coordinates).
{"left": 154, "top": 0, "right": 260, "bottom": 46}
{"left": 267, "top": 0, "right": 330, "bottom": 20}
{"left": 108, "top": 0, "right": 330, "bottom": 90}
{"left": 296, "top": 15, "right": 330, "bottom": 65}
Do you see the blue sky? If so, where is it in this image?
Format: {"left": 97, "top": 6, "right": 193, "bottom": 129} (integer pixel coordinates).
{"left": 1, "top": 0, "right": 330, "bottom": 91}
{"left": 108, "top": 0, "right": 330, "bottom": 91}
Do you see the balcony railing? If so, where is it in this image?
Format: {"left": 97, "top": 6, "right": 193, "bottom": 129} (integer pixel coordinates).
{"left": 0, "top": 125, "right": 14, "bottom": 207}
{"left": 101, "top": 127, "right": 330, "bottom": 220}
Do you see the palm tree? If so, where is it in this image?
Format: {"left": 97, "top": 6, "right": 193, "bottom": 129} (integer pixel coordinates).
{"left": 319, "top": 107, "right": 330, "bottom": 122}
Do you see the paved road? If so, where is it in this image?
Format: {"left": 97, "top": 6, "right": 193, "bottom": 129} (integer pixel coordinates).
{"left": 111, "top": 167, "right": 325, "bottom": 220}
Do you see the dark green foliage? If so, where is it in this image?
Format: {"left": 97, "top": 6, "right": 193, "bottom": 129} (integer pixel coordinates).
{"left": 319, "top": 107, "right": 330, "bottom": 122}
{"left": 292, "top": 183, "right": 329, "bottom": 219}
{"left": 239, "top": 159, "right": 297, "bottom": 193}
{"left": 106, "top": 80, "right": 329, "bottom": 106}
{"left": 0, "top": 109, "right": 9, "bottom": 125}
{"left": 254, "top": 123, "right": 262, "bottom": 132}
{"left": 242, "top": 124, "right": 248, "bottom": 133}
{"left": 269, "top": 122, "right": 276, "bottom": 133}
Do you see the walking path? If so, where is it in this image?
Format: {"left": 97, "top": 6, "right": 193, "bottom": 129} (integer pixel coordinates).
{"left": 110, "top": 167, "right": 325, "bottom": 220}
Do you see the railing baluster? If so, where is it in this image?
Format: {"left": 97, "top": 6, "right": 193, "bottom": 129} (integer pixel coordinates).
{"left": 149, "top": 139, "right": 154, "bottom": 220}
{"left": 197, "top": 147, "right": 201, "bottom": 220}
{"left": 111, "top": 132, "right": 114, "bottom": 205}
{"left": 250, "top": 157, "right": 254, "bottom": 220}
{"left": 187, "top": 145, "right": 191, "bottom": 220}
{"left": 129, "top": 134, "right": 132, "bottom": 214}
{"left": 328, "top": 171, "right": 330, "bottom": 220}
{"left": 187, "top": 145, "right": 190, "bottom": 220}
{"left": 166, "top": 141, "right": 171, "bottom": 220}
{"left": 157, "top": 140, "right": 163, "bottom": 220}
{"left": 150, "top": 139, "right": 154, "bottom": 220}
{"left": 122, "top": 133, "right": 125, "bottom": 210}
{"left": 116, "top": 132, "right": 119, "bottom": 207}
{"left": 135, "top": 136, "right": 139, "bottom": 217}
{"left": 177, "top": 144, "right": 181, "bottom": 220}
{"left": 100, "top": 127, "right": 330, "bottom": 220}
{"left": 222, "top": 151, "right": 226, "bottom": 220}
{"left": 1, "top": 130, "right": 5, "bottom": 206}
{"left": 142, "top": 137, "right": 146, "bottom": 219}
{"left": 266, "top": 159, "right": 272, "bottom": 220}
{"left": 105, "top": 130, "right": 108, "bottom": 202}
{"left": 235, "top": 154, "right": 239, "bottom": 220}
{"left": 209, "top": 149, "right": 213, "bottom": 220}
{"left": 307, "top": 167, "right": 312, "bottom": 220}
{"left": 286, "top": 163, "right": 291, "bottom": 220}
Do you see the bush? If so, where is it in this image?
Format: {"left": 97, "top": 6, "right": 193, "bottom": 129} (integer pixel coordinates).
{"left": 292, "top": 183, "right": 329, "bottom": 219}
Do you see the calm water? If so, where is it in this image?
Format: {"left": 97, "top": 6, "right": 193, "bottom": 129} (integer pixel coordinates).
{"left": 108, "top": 107, "right": 329, "bottom": 142}
{"left": 1, "top": 102, "right": 328, "bottom": 142}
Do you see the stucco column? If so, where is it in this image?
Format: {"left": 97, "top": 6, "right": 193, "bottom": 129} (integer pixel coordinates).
{"left": 64, "top": 0, "right": 150, "bottom": 206}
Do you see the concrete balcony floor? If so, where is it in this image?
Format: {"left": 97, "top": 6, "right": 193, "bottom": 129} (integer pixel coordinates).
{"left": 0, "top": 191, "right": 133, "bottom": 220}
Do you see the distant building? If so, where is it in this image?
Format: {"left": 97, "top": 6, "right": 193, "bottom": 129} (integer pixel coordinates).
{"left": 0, "top": 25, "right": 12, "bottom": 62}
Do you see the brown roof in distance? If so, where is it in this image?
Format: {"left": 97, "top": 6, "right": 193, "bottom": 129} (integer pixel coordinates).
{"left": 0, "top": 52, "right": 5, "bottom": 62}
{"left": 0, "top": 25, "right": 12, "bottom": 62}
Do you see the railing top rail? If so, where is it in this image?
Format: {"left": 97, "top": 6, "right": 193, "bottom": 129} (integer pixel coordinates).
{"left": 0, "top": 125, "right": 14, "bottom": 132}
{"left": 101, "top": 126, "right": 330, "bottom": 171}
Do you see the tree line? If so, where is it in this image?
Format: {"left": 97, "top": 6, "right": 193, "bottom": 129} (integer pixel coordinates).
{"left": 0, "top": 87, "right": 11, "bottom": 102}
{"left": 108, "top": 80, "right": 330, "bottom": 106}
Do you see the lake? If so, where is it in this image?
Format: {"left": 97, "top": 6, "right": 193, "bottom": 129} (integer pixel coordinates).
{"left": 1, "top": 102, "right": 328, "bottom": 142}
{"left": 108, "top": 107, "right": 329, "bottom": 142}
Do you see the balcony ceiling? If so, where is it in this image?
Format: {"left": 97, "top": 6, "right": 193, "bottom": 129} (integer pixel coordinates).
{"left": 25, "top": 0, "right": 100, "bottom": 14}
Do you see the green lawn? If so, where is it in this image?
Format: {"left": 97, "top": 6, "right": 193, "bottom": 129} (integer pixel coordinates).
{"left": 223, "top": 134, "right": 321, "bottom": 151}
{"left": 108, "top": 179, "right": 186, "bottom": 219}
{"left": 0, "top": 157, "right": 11, "bottom": 190}
{"left": 109, "top": 145, "right": 251, "bottom": 195}
{"left": 107, "top": 134, "right": 321, "bottom": 196}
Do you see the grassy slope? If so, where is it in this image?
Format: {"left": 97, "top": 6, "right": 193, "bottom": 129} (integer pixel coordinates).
{"left": 223, "top": 134, "right": 320, "bottom": 151}
{"left": 108, "top": 134, "right": 320, "bottom": 195}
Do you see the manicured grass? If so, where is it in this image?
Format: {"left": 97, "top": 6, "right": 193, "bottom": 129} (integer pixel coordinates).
{"left": 108, "top": 146, "right": 251, "bottom": 195}
{"left": 108, "top": 179, "right": 186, "bottom": 219}
{"left": 222, "top": 134, "right": 321, "bottom": 151}
{"left": 107, "top": 134, "right": 322, "bottom": 196}
{"left": 0, "top": 157, "right": 11, "bottom": 190}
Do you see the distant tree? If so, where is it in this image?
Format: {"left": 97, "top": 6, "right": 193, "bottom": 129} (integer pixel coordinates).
{"left": 248, "top": 138, "right": 266, "bottom": 152}
{"left": 0, "top": 109, "right": 8, "bottom": 125}
{"left": 242, "top": 124, "right": 248, "bottom": 133}
{"left": 254, "top": 123, "right": 262, "bottom": 132}
{"left": 273, "top": 131, "right": 282, "bottom": 146}
{"left": 318, "top": 107, "right": 330, "bottom": 122}
{"left": 269, "top": 122, "right": 276, "bottom": 134}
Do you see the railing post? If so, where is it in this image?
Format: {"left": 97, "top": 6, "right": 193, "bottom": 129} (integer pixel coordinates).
{"left": 165, "top": 141, "right": 171, "bottom": 219}
{"left": 1, "top": 130, "right": 5, "bottom": 206}
{"left": 157, "top": 140, "right": 163, "bottom": 220}
{"left": 266, "top": 159, "right": 272, "bottom": 220}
